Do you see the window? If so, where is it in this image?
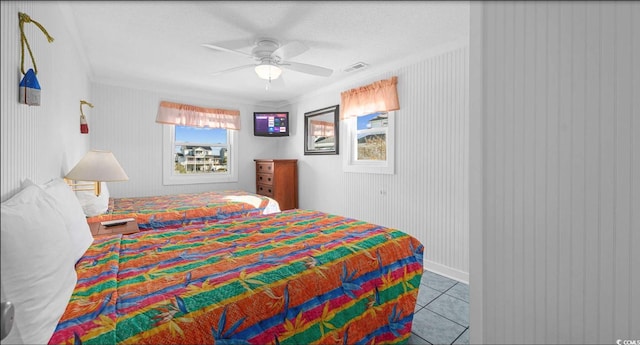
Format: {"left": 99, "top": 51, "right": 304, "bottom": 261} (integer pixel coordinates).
{"left": 343, "top": 111, "right": 395, "bottom": 174}
{"left": 163, "top": 125, "right": 238, "bottom": 185}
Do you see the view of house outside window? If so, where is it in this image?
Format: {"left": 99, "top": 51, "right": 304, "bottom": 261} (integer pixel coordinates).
{"left": 356, "top": 112, "right": 388, "bottom": 161}
{"left": 173, "top": 126, "right": 228, "bottom": 175}
{"left": 343, "top": 110, "right": 394, "bottom": 175}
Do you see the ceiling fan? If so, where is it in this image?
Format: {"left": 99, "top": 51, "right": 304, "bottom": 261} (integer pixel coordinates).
{"left": 202, "top": 38, "right": 333, "bottom": 82}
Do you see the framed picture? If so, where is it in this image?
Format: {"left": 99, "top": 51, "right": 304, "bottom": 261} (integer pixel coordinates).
{"left": 304, "top": 105, "right": 339, "bottom": 155}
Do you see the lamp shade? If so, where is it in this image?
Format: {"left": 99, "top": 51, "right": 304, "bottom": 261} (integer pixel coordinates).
{"left": 65, "top": 150, "right": 129, "bottom": 182}
{"left": 255, "top": 64, "right": 282, "bottom": 80}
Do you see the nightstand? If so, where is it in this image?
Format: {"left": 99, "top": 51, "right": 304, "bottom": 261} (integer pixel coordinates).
{"left": 88, "top": 219, "right": 139, "bottom": 236}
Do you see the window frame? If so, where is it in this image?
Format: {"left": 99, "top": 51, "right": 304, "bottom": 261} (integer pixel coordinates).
{"left": 342, "top": 110, "right": 395, "bottom": 174}
{"left": 162, "top": 125, "right": 238, "bottom": 185}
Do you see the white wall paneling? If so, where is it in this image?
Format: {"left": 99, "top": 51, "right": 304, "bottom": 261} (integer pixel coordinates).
{"left": 471, "top": 1, "right": 639, "bottom": 343}
{"left": 1, "top": 2, "right": 91, "bottom": 202}
{"left": 285, "top": 45, "right": 470, "bottom": 282}
{"left": 468, "top": 2, "right": 484, "bottom": 342}
{"left": 89, "top": 82, "right": 280, "bottom": 198}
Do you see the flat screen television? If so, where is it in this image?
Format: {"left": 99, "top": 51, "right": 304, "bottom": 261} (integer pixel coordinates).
{"left": 253, "top": 112, "right": 289, "bottom": 137}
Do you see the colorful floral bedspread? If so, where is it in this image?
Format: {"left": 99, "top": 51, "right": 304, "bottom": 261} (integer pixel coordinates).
{"left": 51, "top": 209, "right": 424, "bottom": 345}
{"left": 87, "top": 190, "right": 280, "bottom": 231}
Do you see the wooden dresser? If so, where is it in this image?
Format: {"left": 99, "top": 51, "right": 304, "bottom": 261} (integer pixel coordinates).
{"left": 254, "top": 159, "right": 298, "bottom": 210}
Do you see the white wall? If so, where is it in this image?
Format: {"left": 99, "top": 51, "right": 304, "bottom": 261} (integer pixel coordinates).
{"left": 89, "top": 82, "right": 280, "bottom": 197}
{"left": 1, "top": 2, "right": 91, "bottom": 202}
{"left": 280, "top": 44, "right": 470, "bottom": 282}
{"left": 471, "top": 1, "right": 639, "bottom": 344}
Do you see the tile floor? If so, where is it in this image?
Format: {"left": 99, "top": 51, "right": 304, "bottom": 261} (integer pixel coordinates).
{"left": 409, "top": 270, "right": 469, "bottom": 345}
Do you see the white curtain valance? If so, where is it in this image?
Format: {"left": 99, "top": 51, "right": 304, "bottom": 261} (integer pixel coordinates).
{"left": 340, "top": 76, "right": 400, "bottom": 120}
{"left": 155, "top": 101, "right": 241, "bottom": 130}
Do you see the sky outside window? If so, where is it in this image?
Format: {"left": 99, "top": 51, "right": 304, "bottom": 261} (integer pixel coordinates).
{"left": 357, "top": 113, "right": 380, "bottom": 130}
{"left": 175, "top": 126, "right": 227, "bottom": 144}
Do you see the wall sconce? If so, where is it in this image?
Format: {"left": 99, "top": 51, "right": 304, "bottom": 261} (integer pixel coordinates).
{"left": 64, "top": 150, "right": 128, "bottom": 196}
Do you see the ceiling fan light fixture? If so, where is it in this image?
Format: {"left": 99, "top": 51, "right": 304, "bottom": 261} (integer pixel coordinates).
{"left": 255, "top": 64, "right": 282, "bottom": 80}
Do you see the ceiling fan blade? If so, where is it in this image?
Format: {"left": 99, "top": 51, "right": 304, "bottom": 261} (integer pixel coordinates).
{"left": 201, "top": 43, "right": 253, "bottom": 59}
{"left": 272, "top": 41, "right": 309, "bottom": 61}
{"left": 211, "top": 64, "right": 255, "bottom": 76}
{"left": 280, "top": 61, "right": 333, "bottom": 77}
{"left": 203, "top": 38, "right": 254, "bottom": 51}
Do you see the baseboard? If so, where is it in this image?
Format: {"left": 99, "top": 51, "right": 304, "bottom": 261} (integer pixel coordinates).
{"left": 424, "top": 260, "right": 469, "bottom": 284}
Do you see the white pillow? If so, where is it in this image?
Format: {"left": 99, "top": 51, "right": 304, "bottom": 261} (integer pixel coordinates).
{"left": 75, "top": 181, "right": 110, "bottom": 216}
{"left": 1, "top": 184, "right": 78, "bottom": 345}
{"left": 42, "top": 178, "right": 94, "bottom": 262}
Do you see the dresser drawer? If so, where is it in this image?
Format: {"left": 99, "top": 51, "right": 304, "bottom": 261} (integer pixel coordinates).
{"left": 254, "top": 159, "right": 298, "bottom": 211}
{"left": 256, "top": 184, "right": 274, "bottom": 197}
{"left": 256, "top": 162, "right": 274, "bottom": 174}
{"left": 257, "top": 173, "right": 274, "bottom": 185}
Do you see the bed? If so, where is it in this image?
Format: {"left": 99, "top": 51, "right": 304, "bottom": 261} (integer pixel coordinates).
{"left": 1, "top": 181, "right": 423, "bottom": 345}
{"left": 51, "top": 209, "right": 424, "bottom": 344}
{"left": 85, "top": 190, "right": 281, "bottom": 231}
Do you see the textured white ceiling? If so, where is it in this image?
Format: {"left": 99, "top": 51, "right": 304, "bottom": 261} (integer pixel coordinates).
{"left": 62, "top": 1, "right": 469, "bottom": 105}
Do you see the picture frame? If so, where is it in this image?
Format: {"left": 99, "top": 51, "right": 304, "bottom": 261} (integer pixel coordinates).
{"left": 304, "top": 105, "right": 339, "bottom": 155}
